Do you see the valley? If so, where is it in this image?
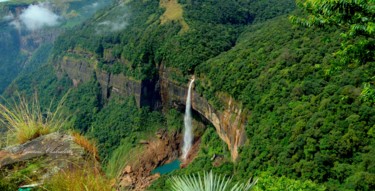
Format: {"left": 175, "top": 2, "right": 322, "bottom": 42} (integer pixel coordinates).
{"left": 0, "top": 0, "right": 374, "bottom": 190}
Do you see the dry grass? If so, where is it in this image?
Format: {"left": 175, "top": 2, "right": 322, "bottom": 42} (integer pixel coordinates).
{"left": 105, "top": 143, "right": 139, "bottom": 179}
{"left": 42, "top": 164, "right": 113, "bottom": 191}
{"left": 0, "top": 93, "right": 67, "bottom": 144}
{"left": 72, "top": 132, "right": 99, "bottom": 160}
{"left": 160, "top": 0, "right": 189, "bottom": 33}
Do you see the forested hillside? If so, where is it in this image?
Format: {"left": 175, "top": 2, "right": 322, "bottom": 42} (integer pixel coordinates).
{"left": 1, "top": 0, "right": 374, "bottom": 190}
{"left": 0, "top": 0, "right": 114, "bottom": 93}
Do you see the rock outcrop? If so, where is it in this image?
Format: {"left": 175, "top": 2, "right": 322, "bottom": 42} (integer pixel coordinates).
{"left": 0, "top": 132, "right": 89, "bottom": 186}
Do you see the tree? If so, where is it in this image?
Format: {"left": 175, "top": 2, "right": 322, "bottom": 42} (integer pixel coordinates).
{"left": 290, "top": 0, "right": 375, "bottom": 104}
{"left": 290, "top": 0, "right": 374, "bottom": 66}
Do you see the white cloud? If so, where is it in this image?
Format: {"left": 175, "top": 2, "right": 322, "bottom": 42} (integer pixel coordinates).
{"left": 95, "top": 2, "right": 129, "bottom": 33}
{"left": 98, "top": 20, "right": 128, "bottom": 32}
{"left": 19, "top": 3, "right": 61, "bottom": 31}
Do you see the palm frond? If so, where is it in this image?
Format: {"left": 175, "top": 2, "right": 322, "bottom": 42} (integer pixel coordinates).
{"left": 169, "top": 171, "right": 257, "bottom": 191}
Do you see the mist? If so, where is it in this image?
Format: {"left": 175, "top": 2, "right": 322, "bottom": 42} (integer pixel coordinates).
{"left": 19, "top": 3, "right": 60, "bottom": 31}
{"left": 2, "top": 13, "right": 13, "bottom": 21}
{"left": 98, "top": 19, "right": 128, "bottom": 32}
{"left": 96, "top": 2, "right": 128, "bottom": 33}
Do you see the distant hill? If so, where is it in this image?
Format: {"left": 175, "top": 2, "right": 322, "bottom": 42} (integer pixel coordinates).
{"left": 0, "top": 0, "right": 114, "bottom": 93}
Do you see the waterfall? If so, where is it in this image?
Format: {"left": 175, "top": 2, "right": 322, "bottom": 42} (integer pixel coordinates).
{"left": 182, "top": 79, "right": 194, "bottom": 160}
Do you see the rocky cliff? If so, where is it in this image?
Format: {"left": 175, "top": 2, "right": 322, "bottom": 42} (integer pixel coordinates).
{"left": 60, "top": 49, "right": 143, "bottom": 106}
{"left": 59, "top": 49, "right": 248, "bottom": 162}
{"left": 159, "top": 65, "right": 248, "bottom": 161}
{"left": 60, "top": 52, "right": 248, "bottom": 161}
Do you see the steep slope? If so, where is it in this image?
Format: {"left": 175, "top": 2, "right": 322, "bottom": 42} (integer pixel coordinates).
{"left": 195, "top": 16, "right": 375, "bottom": 190}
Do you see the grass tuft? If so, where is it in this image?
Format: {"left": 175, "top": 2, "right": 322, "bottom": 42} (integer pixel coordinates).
{"left": 41, "top": 164, "right": 113, "bottom": 191}
{"left": 72, "top": 132, "right": 99, "bottom": 160}
{"left": 0, "top": 93, "right": 67, "bottom": 144}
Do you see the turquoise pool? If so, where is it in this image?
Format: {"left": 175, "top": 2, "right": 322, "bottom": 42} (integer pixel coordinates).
{"left": 152, "top": 160, "right": 181, "bottom": 175}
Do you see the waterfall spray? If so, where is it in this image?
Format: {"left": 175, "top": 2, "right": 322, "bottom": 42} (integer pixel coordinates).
{"left": 182, "top": 79, "right": 195, "bottom": 160}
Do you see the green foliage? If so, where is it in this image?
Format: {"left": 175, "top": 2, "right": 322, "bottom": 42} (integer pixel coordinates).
{"left": 291, "top": 0, "right": 374, "bottom": 36}
{"left": 166, "top": 109, "right": 184, "bottom": 131}
{"left": 41, "top": 164, "right": 113, "bottom": 191}
{"left": 105, "top": 141, "right": 142, "bottom": 179}
{"left": 0, "top": 23, "right": 26, "bottom": 93}
{"left": 0, "top": 160, "right": 42, "bottom": 190}
{"left": 150, "top": 126, "right": 326, "bottom": 190}
{"left": 254, "top": 173, "right": 325, "bottom": 191}
{"left": 361, "top": 83, "right": 375, "bottom": 104}
{"left": 179, "top": 0, "right": 253, "bottom": 24}
{"left": 4, "top": 1, "right": 373, "bottom": 191}
{"left": 52, "top": 0, "right": 297, "bottom": 81}
{"left": 63, "top": 78, "right": 103, "bottom": 133}
{"left": 3, "top": 64, "right": 72, "bottom": 110}
{"left": 87, "top": 97, "right": 141, "bottom": 161}
{"left": 196, "top": 15, "right": 375, "bottom": 190}
{"left": 25, "top": 43, "right": 53, "bottom": 72}
{"left": 84, "top": 94, "right": 169, "bottom": 166}
{"left": 290, "top": 0, "right": 375, "bottom": 66}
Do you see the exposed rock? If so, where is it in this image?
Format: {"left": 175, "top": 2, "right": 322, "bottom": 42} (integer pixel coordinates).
{"left": 60, "top": 50, "right": 143, "bottom": 106}
{"left": 119, "top": 175, "right": 133, "bottom": 188}
{"left": 159, "top": 64, "right": 247, "bottom": 161}
{"left": 212, "top": 154, "right": 225, "bottom": 167}
{"left": 124, "top": 165, "right": 132, "bottom": 174}
{"left": 59, "top": 48, "right": 163, "bottom": 108}
{"left": 180, "top": 138, "right": 201, "bottom": 168}
{"left": 0, "top": 132, "right": 89, "bottom": 186}
{"left": 117, "top": 131, "right": 180, "bottom": 191}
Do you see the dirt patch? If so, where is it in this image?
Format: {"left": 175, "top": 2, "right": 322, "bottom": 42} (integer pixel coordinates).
{"left": 159, "top": 0, "right": 189, "bottom": 33}
{"left": 0, "top": 151, "right": 8, "bottom": 158}
{"left": 180, "top": 138, "right": 200, "bottom": 168}
{"left": 117, "top": 130, "right": 181, "bottom": 191}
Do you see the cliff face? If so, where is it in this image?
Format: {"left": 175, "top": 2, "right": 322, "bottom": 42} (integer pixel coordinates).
{"left": 60, "top": 53, "right": 247, "bottom": 161}
{"left": 60, "top": 51, "right": 143, "bottom": 106}
{"left": 159, "top": 65, "right": 247, "bottom": 161}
